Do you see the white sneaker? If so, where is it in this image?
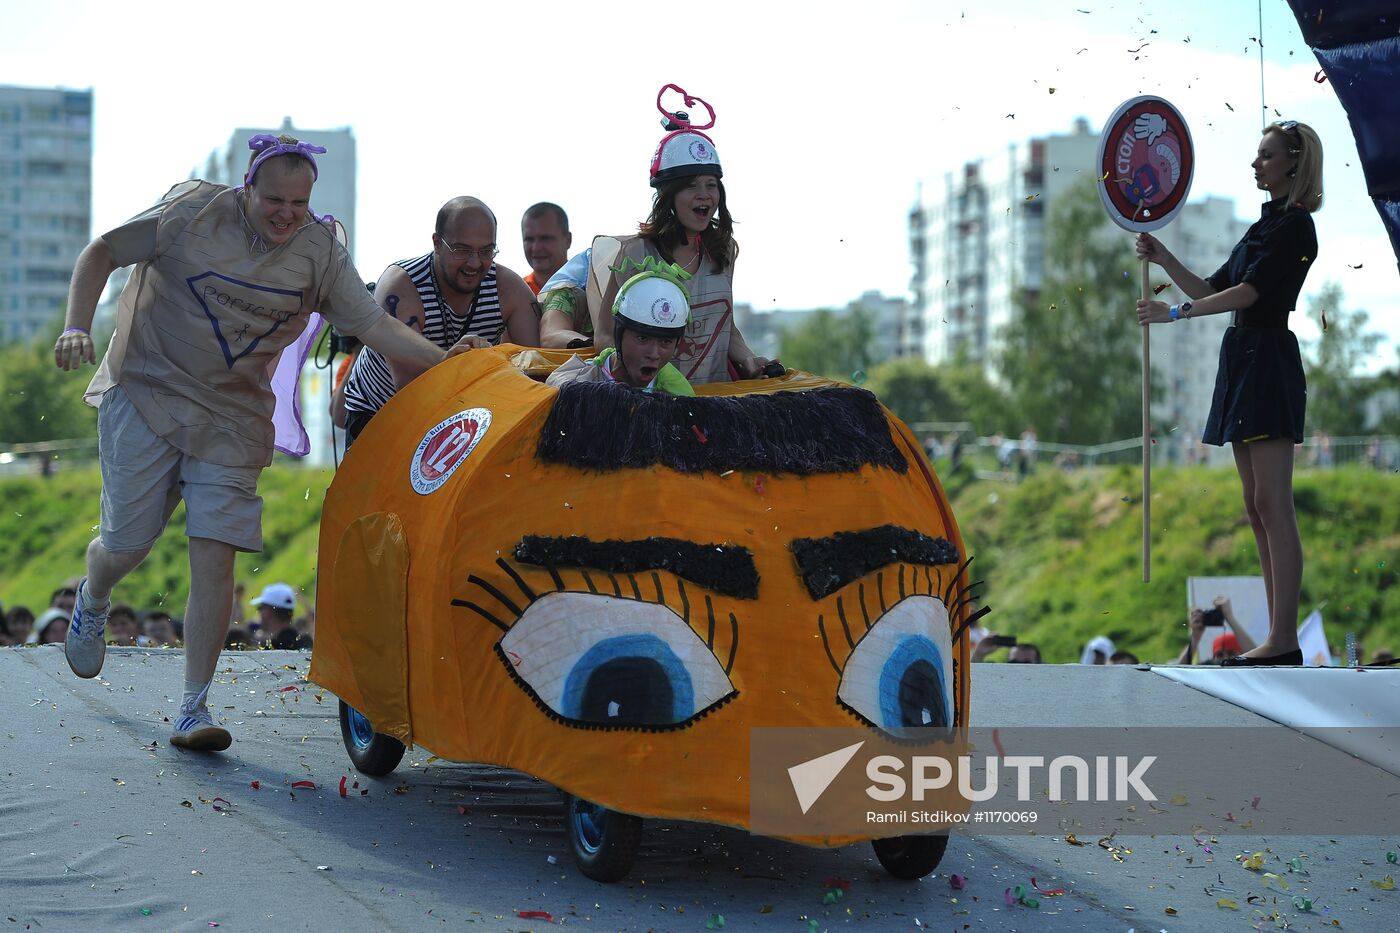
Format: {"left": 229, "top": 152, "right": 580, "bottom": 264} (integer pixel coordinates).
{"left": 171, "top": 708, "right": 232, "bottom": 752}
{"left": 64, "top": 578, "right": 108, "bottom": 679}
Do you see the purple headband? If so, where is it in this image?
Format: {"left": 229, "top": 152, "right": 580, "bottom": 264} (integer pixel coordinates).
{"left": 245, "top": 133, "right": 326, "bottom": 185}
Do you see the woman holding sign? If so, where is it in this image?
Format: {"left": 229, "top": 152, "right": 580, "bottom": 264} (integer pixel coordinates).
{"left": 1135, "top": 121, "right": 1324, "bottom": 666}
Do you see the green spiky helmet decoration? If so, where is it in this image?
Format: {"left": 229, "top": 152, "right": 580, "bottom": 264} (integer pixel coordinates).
{"left": 611, "top": 256, "right": 693, "bottom": 339}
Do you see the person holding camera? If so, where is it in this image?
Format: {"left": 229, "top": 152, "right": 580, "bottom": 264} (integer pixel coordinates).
{"left": 1175, "top": 598, "right": 1245, "bottom": 664}
{"left": 1136, "top": 121, "right": 1324, "bottom": 667}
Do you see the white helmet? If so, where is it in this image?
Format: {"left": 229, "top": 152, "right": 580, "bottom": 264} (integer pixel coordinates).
{"left": 612, "top": 262, "right": 693, "bottom": 339}
{"left": 648, "top": 84, "right": 722, "bottom": 189}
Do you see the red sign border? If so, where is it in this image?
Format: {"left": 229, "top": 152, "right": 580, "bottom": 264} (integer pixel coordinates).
{"left": 1096, "top": 95, "right": 1195, "bottom": 233}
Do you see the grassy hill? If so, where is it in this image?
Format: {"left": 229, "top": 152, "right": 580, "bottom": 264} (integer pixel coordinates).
{"left": 2, "top": 463, "right": 1396, "bottom": 661}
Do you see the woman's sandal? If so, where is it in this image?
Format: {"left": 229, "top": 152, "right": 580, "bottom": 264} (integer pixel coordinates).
{"left": 1219, "top": 649, "right": 1303, "bottom": 667}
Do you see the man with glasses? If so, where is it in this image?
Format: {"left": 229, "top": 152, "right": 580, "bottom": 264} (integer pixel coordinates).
{"left": 342, "top": 196, "right": 540, "bottom": 442}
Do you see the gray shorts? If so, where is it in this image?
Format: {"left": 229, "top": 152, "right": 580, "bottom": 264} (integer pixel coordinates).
{"left": 98, "top": 386, "right": 264, "bottom": 553}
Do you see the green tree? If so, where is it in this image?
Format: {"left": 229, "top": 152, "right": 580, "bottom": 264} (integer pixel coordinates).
{"left": 939, "top": 360, "right": 1015, "bottom": 435}
{"left": 863, "top": 357, "right": 962, "bottom": 426}
{"left": 996, "top": 178, "right": 1149, "bottom": 445}
{"left": 777, "top": 308, "right": 876, "bottom": 381}
{"left": 1303, "top": 281, "right": 1383, "bottom": 436}
{"left": 0, "top": 324, "right": 96, "bottom": 444}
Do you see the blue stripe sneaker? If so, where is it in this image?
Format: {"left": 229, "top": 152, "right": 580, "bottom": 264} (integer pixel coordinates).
{"left": 64, "top": 578, "right": 108, "bottom": 679}
{"left": 171, "top": 707, "right": 232, "bottom": 752}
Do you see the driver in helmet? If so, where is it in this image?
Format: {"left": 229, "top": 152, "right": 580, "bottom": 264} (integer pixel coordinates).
{"left": 546, "top": 258, "right": 696, "bottom": 397}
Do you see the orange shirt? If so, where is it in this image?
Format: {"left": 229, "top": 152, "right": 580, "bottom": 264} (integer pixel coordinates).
{"left": 523, "top": 270, "right": 542, "bottom": 296}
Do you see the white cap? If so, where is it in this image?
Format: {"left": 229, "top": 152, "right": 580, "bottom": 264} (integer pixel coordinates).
{"left": 251, "top": 582, "right": 297, "bottom": 611}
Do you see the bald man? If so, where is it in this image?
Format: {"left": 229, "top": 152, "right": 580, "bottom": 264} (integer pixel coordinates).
{"left": 342, "top": 196, "right": 541, "bottom": 442}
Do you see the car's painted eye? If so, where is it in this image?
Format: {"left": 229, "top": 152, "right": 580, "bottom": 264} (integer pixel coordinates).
{"left": 499, "top": 592, "right": 736, "bottom": 729}
{"left": 837, "top": 595, "right": 953, "bottom": 734}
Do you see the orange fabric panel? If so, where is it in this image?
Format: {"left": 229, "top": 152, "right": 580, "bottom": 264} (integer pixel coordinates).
{"left": 313, "top": 346, "right": 973, "bottom": 847}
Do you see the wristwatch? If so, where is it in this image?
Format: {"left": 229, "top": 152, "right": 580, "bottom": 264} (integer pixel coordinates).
{"left": 1179, "top": 300, "right": 1193, "bottom": 320}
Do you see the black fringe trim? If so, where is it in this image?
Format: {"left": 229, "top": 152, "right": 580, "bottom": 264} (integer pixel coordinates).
{"left": 515, "top": 535, "right": 759, "bottom": 600}
{"left": 537, "top": 383, "right": 908, "bottom": 476}
{"left": 790, "top": 525, "right": 961, "bottom": 600}
{"left": 835, "top": 696, "right": 964, "bottom": 746}
{"left": 493, "top": 643, "right": 739, "bottom": 733}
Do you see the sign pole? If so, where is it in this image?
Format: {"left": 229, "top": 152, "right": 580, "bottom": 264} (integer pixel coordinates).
{"left": 1140, "top": 257, "right": 1151, "bottom": 583}
{"left": 1095, "top": 94, "right": 1194, "bottom": 586}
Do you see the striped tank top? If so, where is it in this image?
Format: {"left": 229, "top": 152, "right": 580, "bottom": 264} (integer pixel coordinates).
{"left": 343, "top": 253, "right": 503, "bottom": 415}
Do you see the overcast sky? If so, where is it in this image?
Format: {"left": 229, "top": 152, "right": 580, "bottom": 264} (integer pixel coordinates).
{"left": 4, "top": 0, "right": 1394, "bottom": 369}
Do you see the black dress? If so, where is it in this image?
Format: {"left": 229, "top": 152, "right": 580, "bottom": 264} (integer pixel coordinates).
{"left": 1200, "top": 198, "right": 1317, "bottom": 446}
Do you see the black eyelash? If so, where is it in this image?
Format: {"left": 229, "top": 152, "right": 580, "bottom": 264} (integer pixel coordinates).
{"left": 450, "top": 598, "right": 510, "bottom": 633}
{"left": 465, "top": 574, "right": 524, "bottom": 619}
{"left": 836, "top": 598, "right": 855, "bottom": 649}
{"left": 498, "top": 559, "right": 538, "bottom": 603}
{"left": 451, "top": 564, "right": 740, "bottom": 668}
{"left": 725, "top": 612, "right": 738, "bottom": 675}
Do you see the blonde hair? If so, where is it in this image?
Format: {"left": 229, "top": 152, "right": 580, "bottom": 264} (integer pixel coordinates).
{"left": 1266, "top": 121, "right": 1323, "bottom": 213}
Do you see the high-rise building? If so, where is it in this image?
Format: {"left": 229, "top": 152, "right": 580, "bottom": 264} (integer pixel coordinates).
{"left": 196, "top": 118, "right": 358, "bottom": 467}
{"left": 0, "top": 85, "right": 93, "bottom": 344}
{"left": 909, "top": 119, "right": 1250, "bottom": 459}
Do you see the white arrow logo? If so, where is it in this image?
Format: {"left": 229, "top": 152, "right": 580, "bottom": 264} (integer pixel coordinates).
{"left": 787, "top": 741, "right": 865, "bottom": 814}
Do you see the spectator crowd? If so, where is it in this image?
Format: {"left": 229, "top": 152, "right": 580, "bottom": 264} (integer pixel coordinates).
{"left": 1, "top": 579, "right": 313, "bottom": 651}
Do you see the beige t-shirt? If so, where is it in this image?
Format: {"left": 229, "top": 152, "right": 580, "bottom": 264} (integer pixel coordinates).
{"left": 588, "top": 235, "right": 736, "bottom": 386}
{"left": 87, "top": 181, "right": 383, "bottom": 467}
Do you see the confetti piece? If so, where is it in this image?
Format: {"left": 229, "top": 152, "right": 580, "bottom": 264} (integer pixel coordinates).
{"left": 822, "top": 891, "right": 840, "bottom": 905}
{"left": 291, "top": 780, "right": 316, "bottom": 790}
{"left": 1262, "top": 871, "right": 1289, "bottom": 889}
{"left": 1314, "top": 69, "right": 1328, "bottom": 83}
{"left": 1048, "top": 88, "right": 1056, "bottom": 94}
{"left": 1243, "top": 852, "right": 1265, "bottom": 871}
{"left": 1169, "top": 793, "right": 1189, "bottom": 806}
{"left": 950, "top": 874, "right": 967, "bottom": 890}
{"left": 1289, "top": 857, "right": 1304, "bottom": 872}
{"left": 316, "top": 865, "right": 331, "bottom": 871}
{"left": 1251, "top": 796, "right": 1261, "bottom": 809}
{"left": 141, "top": 908, "right": 153, "bottom": 916}
{"left": 250, "top": 780, "right": 261, "bottom": 790}
{"left": 518, "top": 911, "right": 554, "bottom": 922}
{"left": 339, "top": 775, "right": 348, "bottom": 798}
{"left": 1065, "top": 833, "right": 1085, "bottom": 846}
{"left": 1165, "top": 907, "right": 1178, "bottom": 916}
{"left": 851, "top": 369, "right": 867, "bottom": 385}
{"left": 279, "top": 685, "right": 298, "bottom": 693}
{"left": 705, "top": 913, "right": 725, "bottom": 930}
{"left": 691, "top": 425, "right": 708, "bottom": 444}
{"left": 1153, "top": 283, "right": 1170, "bottom": 295}
{"left": 1387, "top": 851, "right": 1398, "bottom": 864}
{"left": 1004, "top": 887, "right": 1017, "bottom": 907}
{"left": 1216, "top": 898, "right": 1239, "bottom": 910}
{"left": 754, "top": 475, "right": 766, "bottom": 496}
{"left": 457, "top": 805, "right": 468, "bottom": 816}
{"left": 759, "top": 905, "right": 773, "bottom": 914}
{"left": 1293, "top": 895, "right": 1314, "bottom": 911}
{"left": 211, "top": 797, "right": 232, "bottom": 812}
{"left": 1031, "top": 877, "right": 1065, "bottom": 896}
{"left": 1372, "top": 875, "right": 1395, "bottom": 890}
{"left": 180, "top": 800, "right": 194, "bottom": 809}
